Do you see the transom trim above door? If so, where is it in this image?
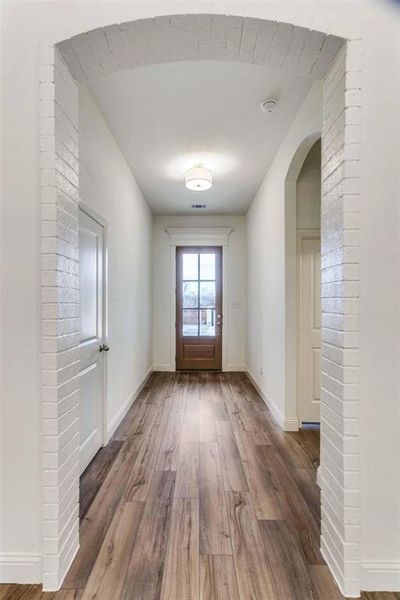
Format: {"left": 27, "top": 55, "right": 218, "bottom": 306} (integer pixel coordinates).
{"left": 165, "top": 227, "right": 233, "bottom": 247}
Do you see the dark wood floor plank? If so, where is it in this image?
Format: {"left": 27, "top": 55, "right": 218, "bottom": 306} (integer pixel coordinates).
{"left": 118, "top": 401, "right": 159, "bottom": 455}
{"left": 233, "top": 374, "right": 318, "bottom": 467}
{"left": 256, "top": 443, "right": 322, "bottom": 560}
{"left": 52, "top": 592, "right": 82, "bottom": 600}
{"left": 221, "top": 374, "right": 271, "bottom": 443}
{"left": 235, "top": 432, "right": 286, "bottom": 519}
{"left": 273, "top": 428, "right": 320, "bottom": 473}
{"left": 174, "top": 441, "right": 199, "bottom": 499}
{"left": 199, "top": 443, "right": 232, "bottom": 555}
{"left": 213, "top": 399, "right": 230, "bottom": 421}
{"left": 160, "top": 498, "right": 199, "bottom": 600}
{"left": 17, "top": 587, "right": 53, "bottom": 600}
{"left": 111, "top": 395, "right": 149, "bottom": 442}
{"left": 200, "top": 555, "right": 240, "bottom": 600}
{"left": 111, "top": 373, "right": 158, "bottom": 442}
{"left": 0, "top": 586, "right": 31, "bottom": 600}
{"left": 122, "top": 418, "right": 161, "bottom": 501}
{"left": 5, "top": 586, "right": 82, "bottom": 600}
{"left": 80, "top": 501, "right": 144, "bottom": 600}
{"left": 122, "top": 375, "right": 174, "bottom": 501}
{"left": 225, "top": 491, "right": 279, "bottom": 600}
{"left": 156, "top": 375, "right": 185, "bottom": 471}
{"left": 62, "top": 449, "right": 138, "bottom": 589}
{"left": 292, "top": 467, "right": 321, "bottom": 526}
{"left": 309, "top": 565, "right": 345, "bottom": 599}
{"left": 199, "top": 376, "right": 217, "bottom": 443}
{"left": 121, "top": 471, "right": 176, "bottom": 600}
{"left": 259, "top": 520, "right": 316, "bottom": 599}
{"left": 79, "top": 441, "right": 123, "bottom": 521}
{"left": 181, "top": 421, "right": 198, "bottom": 444}
{"left": 118, "top": 373, "right": 173, "bottom": 456}
{"left": 183, "top": 373, "right": 200, "bottom": 426}
{"left": 216, "top": 421, "right": 248, "bottom": 492}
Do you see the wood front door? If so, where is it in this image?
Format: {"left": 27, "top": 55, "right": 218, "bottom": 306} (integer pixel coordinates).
{"left": 176, "top": 246, "right": 222, "bottom": 370}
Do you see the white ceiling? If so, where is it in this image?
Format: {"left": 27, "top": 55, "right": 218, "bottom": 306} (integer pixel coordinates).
{"left": 87, "top": 60, "right": 313, "bottom": 215}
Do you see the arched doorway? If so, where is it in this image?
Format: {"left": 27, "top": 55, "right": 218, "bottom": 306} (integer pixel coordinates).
{"left": 39, "top": 15, "right": 361, "bottom": 596}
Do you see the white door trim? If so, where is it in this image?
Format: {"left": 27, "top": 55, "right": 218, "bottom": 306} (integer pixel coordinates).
{"left": 297, "top": 229, "right": 321, "bottom": 424}
{"left": 166, "top": 227, "right": 232, "bottom": 371}
{"left": 79, "top": 201, "right": 108, "bottom": 447}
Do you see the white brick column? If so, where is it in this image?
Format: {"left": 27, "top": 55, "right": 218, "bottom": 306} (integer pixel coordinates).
{"left": 320, "top": 40, "right": 362, "bottom": 598}
{"left": 40, "top": 45, "right": 80, "bottom": 591}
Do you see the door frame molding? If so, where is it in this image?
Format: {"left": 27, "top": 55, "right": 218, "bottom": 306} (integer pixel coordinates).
{"left": 166, "top": 228, "right": 232, "bottom": 372}
{"left": 79, "top": 201, "right": 108, "bottom": 447}
{"left": 296, "top": 228, "right": 321, "bottom": 424}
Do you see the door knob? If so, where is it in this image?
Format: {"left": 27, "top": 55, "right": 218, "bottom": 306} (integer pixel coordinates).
{"left": 99, "top": 344, "right": 110, "bottom": 352}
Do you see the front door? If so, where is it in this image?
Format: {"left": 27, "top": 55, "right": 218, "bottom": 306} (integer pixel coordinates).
{"left": 176, "top": 246, "right": 222, "bottom": 370}
{"left": 79, "top": 207, "right": 106, "bottom": 474}
{"left": 298, "top": 234, "right": 321, "bottom": 423}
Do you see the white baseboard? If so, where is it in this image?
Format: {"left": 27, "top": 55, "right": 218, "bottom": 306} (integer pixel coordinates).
{"left": 153, "top": 365, "right": 246, "bottom": 372}
{"left": 0, "top": 553, "right": 41, "bottom": 584}
{"left": 106, "top": 367, "right": 153, "bottom": 441}
{"left": 245, "top": 368, "right": 299, "bottom": 431}
{"left": 43, "top": 532, "right": 79, "bottom": 591}
{"left": 320, "top": 536, "right": 360, "bottom": 598}
{"left": 361, "top": 561, "right": 400, "bottom": 591}
{"left": 282, "top": 417, "right": 300, "bottom": 431}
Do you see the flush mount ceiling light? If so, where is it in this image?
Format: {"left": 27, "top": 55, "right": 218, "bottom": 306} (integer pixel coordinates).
{"left": 185, "top": 165, "right": 213, "bottom": 191}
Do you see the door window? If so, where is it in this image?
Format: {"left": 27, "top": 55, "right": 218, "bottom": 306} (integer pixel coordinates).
{"left": 181, "top": 251, "right": 217, "bottom": 337}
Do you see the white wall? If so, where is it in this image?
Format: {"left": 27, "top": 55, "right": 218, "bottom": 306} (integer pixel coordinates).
{"left": 1, "top": 0, "right": 399, "bottom": 592}
{"left": 246, "top": 82, "right": 322, "bottom": 429}
{"left": 152, "top": 215, "right": 246, "bottom": 371}
{"left": 79, "top": 84, "right": 153, "bottom": 436}
{"left": 358, "top": 23, "right": 400, "bottom": 585}
{"left": 297, "top": 140, "right": 321, "bottom": 231}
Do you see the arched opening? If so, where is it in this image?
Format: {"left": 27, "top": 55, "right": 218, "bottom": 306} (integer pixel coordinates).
{"left": 285, "top": 132, "right": 321, "bottom": 430}
{"left": 296, "top": 139, "right": 322, "bottom": 425}
{"left": 38, "top": 14, "right": 362, "bottom": 597}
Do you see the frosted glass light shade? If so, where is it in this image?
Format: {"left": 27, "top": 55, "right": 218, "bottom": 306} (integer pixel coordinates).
{"left": 185, "top": 166, "right": 213, "bottom": 191}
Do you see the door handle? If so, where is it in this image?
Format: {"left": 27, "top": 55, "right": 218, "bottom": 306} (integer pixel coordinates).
{"left": 99, "top": 344, "right": 110, "bottom": 352}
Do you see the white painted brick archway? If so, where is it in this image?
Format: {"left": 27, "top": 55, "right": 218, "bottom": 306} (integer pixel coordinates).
{"left": 39, "top": 15, "right": 362, "bottom": 596}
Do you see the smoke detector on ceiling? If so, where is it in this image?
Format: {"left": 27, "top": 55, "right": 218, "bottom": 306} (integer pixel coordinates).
{"left": 261, "top": 99, "right": 277, "bottom": 114}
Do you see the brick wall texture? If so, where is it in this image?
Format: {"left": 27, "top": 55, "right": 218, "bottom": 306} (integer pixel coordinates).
{"left": 320, "top": 40, "right": 362, "bottom": 597}
{"left": 40, "top": 45, "right": 80, "bottom": 591}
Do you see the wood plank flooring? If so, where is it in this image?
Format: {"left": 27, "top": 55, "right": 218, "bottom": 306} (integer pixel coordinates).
{"left": 1, "top": 372, "right": 399, "bottom": 600}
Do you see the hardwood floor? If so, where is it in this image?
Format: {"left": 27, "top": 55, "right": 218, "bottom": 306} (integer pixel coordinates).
{"left": 1, "top": 372, "right": 399, "bottom": 600}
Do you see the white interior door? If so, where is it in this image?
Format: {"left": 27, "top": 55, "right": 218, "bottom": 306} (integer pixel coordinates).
{"left": 79, "top": 207, "right": 106, "bottom": 475}
{"left": 298, "top": 233, "right": 321, "bottom": 423}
